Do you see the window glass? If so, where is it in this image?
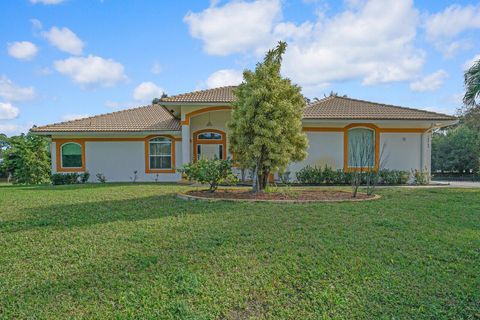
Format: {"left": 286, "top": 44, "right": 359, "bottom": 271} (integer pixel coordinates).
{"left": 149, "top": 137, "right": 172, "bottom": 169}
{"left": 198, "top": 132, "right": 222, "bottom": 140}
{"left": 348, "top": 128, "right": 375, "bottom": 167}
{"left": 61, "top": 143, "right": 82, "bottom": 168}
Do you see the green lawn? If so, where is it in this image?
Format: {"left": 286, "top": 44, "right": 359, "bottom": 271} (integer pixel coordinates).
{"left": 0, "top": 184, "right": 479, "bottom": 319}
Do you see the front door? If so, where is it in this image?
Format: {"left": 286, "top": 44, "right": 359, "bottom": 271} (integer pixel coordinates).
{"left": 193, "top": 129, "right": 226, "bottom": 161}
{"left": 197, "top": 143, "right": 223, "bottom": 160}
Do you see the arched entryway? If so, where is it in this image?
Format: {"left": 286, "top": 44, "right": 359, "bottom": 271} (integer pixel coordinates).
{"left": 193, "top": 129, "right": 227, "bottom": 161}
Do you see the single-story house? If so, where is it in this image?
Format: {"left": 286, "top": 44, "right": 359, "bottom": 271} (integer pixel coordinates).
{"left": 31, "top": 86, "right": 457, "bottom": 182}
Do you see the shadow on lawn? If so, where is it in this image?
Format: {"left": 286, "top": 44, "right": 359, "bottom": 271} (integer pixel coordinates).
{"left": 0, "top": 193, "right": 236, "bottom": 233}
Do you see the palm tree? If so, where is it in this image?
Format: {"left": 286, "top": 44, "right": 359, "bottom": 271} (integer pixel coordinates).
{"left": 464, "top": 58, "right": 480, "bottom": 107}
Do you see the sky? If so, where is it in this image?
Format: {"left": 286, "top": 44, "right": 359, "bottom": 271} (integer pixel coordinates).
{"left": 0, "top": 0, "right": 479, "bottom": 136}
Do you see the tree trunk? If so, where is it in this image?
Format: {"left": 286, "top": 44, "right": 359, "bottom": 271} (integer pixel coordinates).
{"left": 252, "top": 164, "right": 259, "bottom": 193}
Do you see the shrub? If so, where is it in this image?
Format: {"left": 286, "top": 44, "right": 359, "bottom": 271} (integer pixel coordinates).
{"left": 379, "top": 170, "right": 410, "bottom": 185}
{"left": 413, "top": 169, "right": 429, "bottom": 185}
{"left": 322, "top": 165, "right": 336, "bottom": 184}
{"left": 295, "top": 166, "right": 410, "bottom": 185}
{"left": 178, "top": 158, "right": 237, "bottom": 192}
{"left": 79, "top": 172, "right": 90, "bottom": 183}
{"left": 295, "top": 165, "right": 323, "bottom": 184}
{"left": 96, "top": 173, "right": 107, "bottom": 183}
{"left": 51, "top": 173, "right": 79, "bottom": 185}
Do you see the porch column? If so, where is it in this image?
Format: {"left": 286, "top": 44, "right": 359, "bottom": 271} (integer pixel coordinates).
{"left": 181, "top": 124, "right": 190, "bottom": 164}
{"left": 420, "top": 131, "right": 432, "bottom": 176}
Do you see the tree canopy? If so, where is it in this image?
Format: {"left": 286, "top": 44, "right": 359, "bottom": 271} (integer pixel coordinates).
{"left": 432, "top": 126, "right": 479, "bottom": 174}
{"left": 0, "top": 133, "right": 51, "bottom": 184}
{"left": 228, "top": 41, "right": 308, "bottom": 192}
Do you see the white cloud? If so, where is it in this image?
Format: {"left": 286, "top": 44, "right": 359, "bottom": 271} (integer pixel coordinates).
{"left": 186, "top": 0, "right": 424, "bottom": 87}
{"left": 42, "top": 26, "right": 84, "bottom": 55}
{"left": 0, "top": 122, "right": 33, "bottom": 135}
{"left": 0, "top": 103, "right": 20, "bottom": 120}
{"left": 424, "top": 4, "right": 480, "bottom": 57}
{"left": 31, "top": 19, "right": 43, "bottom": 30}
{"left": 184, "top": 0, "right": 282, "bottom": 55}
{"left": 7, "top": 41, "right": 38, "bottom": 60}
{"left": 61, "top": 114, "right": 90, "bottom": 121}
{"left": 425, "top": 4, "right": 480, "bottom": 40}
{"left": 54, "top": 55, "right": 127, "bottom": 87}
{"left": 283, "top": 0, "right": 424, "bottom": 86}
{"left": 206, "top": 69, "right": 243, "bottom": 88}
{"left": 151, "top": 61, "right": 162, "bottom": 74}
{"left": 133, "top": 82, "right": 164, "bottom": 102}
{"left": 410, "top": 70, "right": 447, "bottom": 92}
{"left": 464, "top": 54, "right": 480, "bottom": 70}
{"left": 0, "top": 76, "right": 36, "bottom": 101}
{"left": 0, "top": 123, "right": 21, "bottom": 134}
{"left": 30, "top": 0, "right": 65, "bottom": 5}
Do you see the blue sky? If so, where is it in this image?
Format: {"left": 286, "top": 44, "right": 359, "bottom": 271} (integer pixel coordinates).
{"left": 1, "top": 0, "right": 479, "bottom": 135}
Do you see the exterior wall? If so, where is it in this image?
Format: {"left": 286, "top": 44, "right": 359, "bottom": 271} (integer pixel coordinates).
{"left": 50, "top": 141, "right": 57, "bottom": 174}
{"left": 49, "top": 116, "right": 434, "bottom": 182}
{"left": 85, "top": 141, "right": 180, "bottom": 182}
{"left": 288, "top": 132, "right": 344, "bottom": 175}
{"left": 52, "top": 139, "right": 181, "bottom": 182}
{"left": 380, "top": 133, "right": 422, "bottom": 171}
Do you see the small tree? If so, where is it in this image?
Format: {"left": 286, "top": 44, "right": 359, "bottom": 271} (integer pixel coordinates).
{"left": 229, "top": 42, "right": 308, "bottom": 193}
{"left": 178, "top": 158, "right": 237, "bottom": 193}
{"left": 348, "top": 132, "right": 386, "bottom": 197}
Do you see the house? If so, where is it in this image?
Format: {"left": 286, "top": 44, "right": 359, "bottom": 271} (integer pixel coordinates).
{"left": 31, "top": 86, "right": 457, "bottom": 182}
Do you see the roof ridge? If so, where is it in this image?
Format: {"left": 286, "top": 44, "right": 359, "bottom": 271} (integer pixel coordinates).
{"left": 311, "top": 95, "right": 454, "bottom": 118}
{"left": 161, "top": 85, "right": 238, "bottom": 101}
{"left": 34, "top": 104, "right": 165, "bottom": 129}
{"left": 306, "top": 95, "right": 335, "bottom": 108}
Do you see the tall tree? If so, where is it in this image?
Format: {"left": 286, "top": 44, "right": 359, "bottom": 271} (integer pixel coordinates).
{"left": 229, "top": 42, "right": 308, "bottom": 192}
{"left": 2, "top": 133, "right": 51, "bottom": 184}
{"left": 463, "top": 58, "right": 480, "bottom": 130}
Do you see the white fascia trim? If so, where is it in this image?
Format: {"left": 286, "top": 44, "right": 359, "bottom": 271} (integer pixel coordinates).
{"left": 33, "top": 131, "right": 181, "bottom": 137}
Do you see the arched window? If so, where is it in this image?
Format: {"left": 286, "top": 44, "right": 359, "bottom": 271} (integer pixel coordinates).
{"left": 148, "top": 137, "right": 172, "bottom": 169}
{"left": 61, "top": 142, "right": 83, "bottom": 168}
{"left": 197, "top": 132, "right": 222, "bottom": 140}
{"left": 348, "top": 128, "right": 375, "bottom": 168}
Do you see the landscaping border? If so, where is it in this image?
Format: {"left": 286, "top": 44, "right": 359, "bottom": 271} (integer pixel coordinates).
{"left": 176, "top": 192, "right": 381, "bottom": 204}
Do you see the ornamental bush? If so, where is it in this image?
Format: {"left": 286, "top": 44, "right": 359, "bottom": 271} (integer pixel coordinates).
{"left": 178, "top": 158, "right": 237, "bottom": 192}
{"left": 295, "top": 165, "right": 410, "bottom": 185}
{"left": 51, "top": 173, "right": 79, "bottom": 185}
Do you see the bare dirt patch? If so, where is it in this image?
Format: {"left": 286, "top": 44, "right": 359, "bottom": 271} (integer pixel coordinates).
{"left": 181, "top": 188, "right": 378, "bottom": 203}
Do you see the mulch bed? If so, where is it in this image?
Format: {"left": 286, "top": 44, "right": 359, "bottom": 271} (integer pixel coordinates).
{"left": 185, "top": 189, "right": 375, "bottom": 202}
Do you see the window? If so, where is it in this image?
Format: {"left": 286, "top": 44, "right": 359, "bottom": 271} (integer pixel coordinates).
{"left": 149, "top": 137, "right": 172, "bottom": 169}
{"left": 197, "top": 132, "right": 222, "bottom": 140}
{"left": 219, "top": 145, "right": 223, "bottom": 160}
{"left": 348, "top": 128, "right": 375, "bottom": 168}
{"left": 61, "top": 142, "right": 83, "bottom": 168}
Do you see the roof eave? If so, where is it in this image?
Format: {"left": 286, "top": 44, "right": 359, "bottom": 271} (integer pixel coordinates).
{"left": 30, "top": 130, "right": 182, "bottom": 136}
{"left": 160, "top": 101, "right": 234, "bottom": 106}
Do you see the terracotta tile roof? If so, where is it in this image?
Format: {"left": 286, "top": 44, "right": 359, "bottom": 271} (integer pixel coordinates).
{"left": 304, "top": 96, "right": 456, "bottom": 121}
{"left": 160, "top": 85, "right": 236, "bottom": 103}
{"left": 31, "top": 104, "right": 181, "bottom": 133}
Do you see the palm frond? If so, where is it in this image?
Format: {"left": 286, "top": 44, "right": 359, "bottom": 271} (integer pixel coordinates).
{"left": 464, "top": 58, "right": 480, "bottom": 106}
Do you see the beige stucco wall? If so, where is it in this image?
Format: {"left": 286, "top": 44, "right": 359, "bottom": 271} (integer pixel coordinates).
{"left": 288, "top": 132, "right": 344, "bottom": 174}
{"left": 380, "top": 133, "right": 422, "bottom": 171}
{"left": 52, "top": 140, "right": 181, "bottom": 182}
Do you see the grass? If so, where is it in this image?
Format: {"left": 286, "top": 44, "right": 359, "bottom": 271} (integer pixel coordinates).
{"left": 0, "top": 184, "right": 479, "bottom": 319}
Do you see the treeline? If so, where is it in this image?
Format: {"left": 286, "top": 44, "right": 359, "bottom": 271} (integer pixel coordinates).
{"left": 432, "top": 59, "right": 480, "bottom": 175}
{"left": 0, "top": 133, "right": 51, "bottom": 184}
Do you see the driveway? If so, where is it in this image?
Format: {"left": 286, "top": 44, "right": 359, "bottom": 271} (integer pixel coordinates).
{"left": 441, "top": 181, "right": 480, "bottom": 188}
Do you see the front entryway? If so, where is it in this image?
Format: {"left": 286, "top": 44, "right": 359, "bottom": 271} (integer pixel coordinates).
{"left": 193, "top": 129, "right": 227, "bottom": 161}
{"left": 197, "top": 144, "right": 223, "bottom": 160}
